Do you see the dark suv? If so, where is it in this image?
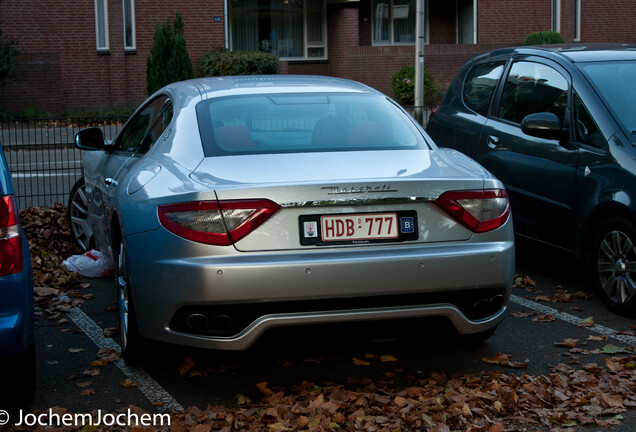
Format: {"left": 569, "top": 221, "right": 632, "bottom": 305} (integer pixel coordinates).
{"left": 427, "top": 44, "right": 636, "bottom": 313}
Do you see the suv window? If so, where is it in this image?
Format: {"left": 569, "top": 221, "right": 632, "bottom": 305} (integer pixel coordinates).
{"left": 498, "top": 61, "right": 568, "bottom": 125}
{"left": 462, "top": 62, "right": 505, "bottom": 116}
{"left": 574, "top": 92, "right": 604, "bottom": 149}
{"left": 116, "top": 96, "right": 171, "bottom": 153}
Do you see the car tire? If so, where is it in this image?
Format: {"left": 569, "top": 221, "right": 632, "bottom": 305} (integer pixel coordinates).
{"left": 115, "top": 236, "right": 145, "bottom": 365}
{"left": 67, "top": 178, "right": 93, "bottom": 252}
{"left": 593, "top": 217, "right": 636, "bottom": 314}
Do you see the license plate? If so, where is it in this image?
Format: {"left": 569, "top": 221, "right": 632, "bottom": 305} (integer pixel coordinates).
{"left": 321, "top": 213, "right": 398, "bottom": 242}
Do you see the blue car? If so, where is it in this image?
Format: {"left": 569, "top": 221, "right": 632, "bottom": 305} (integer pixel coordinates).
{"left": 0, "top": 142, "right": 35, "bottom": 410}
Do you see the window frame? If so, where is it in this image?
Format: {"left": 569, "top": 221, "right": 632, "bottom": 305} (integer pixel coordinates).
{"left": 228, "top": 0, "right": 327, "bottom": 61}
{"left": 456, "top": 0, "right": 476, "bottom": 44}
{"left": 123, "top": 0, "right": 136, "bottom": 51}
{"left": 95, "top": 0, "right": 109, "bottom": 52}
{"left": 372, "top": 0, "right": 425, "bottom": 46}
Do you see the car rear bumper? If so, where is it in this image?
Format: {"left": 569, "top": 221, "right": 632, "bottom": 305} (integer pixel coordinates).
{"left": 126, "top": 224, "right": 515, "bottom": 350}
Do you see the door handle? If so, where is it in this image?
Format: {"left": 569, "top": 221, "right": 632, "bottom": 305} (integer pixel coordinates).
{"left": 104, "top": 178, "right": 118, "bottom": 187}
{"left": 487, "top": 135, "right": 500, "bottom": 149}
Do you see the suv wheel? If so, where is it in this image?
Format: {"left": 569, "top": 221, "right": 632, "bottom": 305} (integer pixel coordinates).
{"left": 594, "top": 218, "right": 636, "bottom": 313}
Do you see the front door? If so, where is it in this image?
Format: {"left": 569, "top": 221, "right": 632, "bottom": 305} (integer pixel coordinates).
{"left": 478, "top": 58, "right": 579, "bottom": 249}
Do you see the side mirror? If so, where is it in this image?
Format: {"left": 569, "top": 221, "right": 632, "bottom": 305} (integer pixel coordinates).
{"left": 75, "top": 128, "right": 105, "bottom": 150}
{"left": 521, "top": 112, "right": 566, "bottom": 141}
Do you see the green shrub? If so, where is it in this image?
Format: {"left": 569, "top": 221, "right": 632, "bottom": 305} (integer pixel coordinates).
{"left": 0, "top": 28, "right": 19, "bottom": 88}
{"left": 198, "top": 50, "right": 278, "bottom": 77}
{"left": 146, "top": 11, "right": 194, "bottom": 95}
{"left": 391, "top": 65, "right": 438, "bottom": 105}
{"left": 523, "top": 31, "right": 564, "bottom": 46}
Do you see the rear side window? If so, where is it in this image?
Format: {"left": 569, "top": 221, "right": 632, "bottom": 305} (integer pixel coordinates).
{"left": 462, "top": 62, "right": 505, "bottom": 116}
{"left": 196, "top": 93, "right": 427, "bottom": 156}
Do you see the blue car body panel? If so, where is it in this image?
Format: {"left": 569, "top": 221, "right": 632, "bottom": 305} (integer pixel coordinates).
{"left": 0, "top": 145, "right": 34, "bottom": 360}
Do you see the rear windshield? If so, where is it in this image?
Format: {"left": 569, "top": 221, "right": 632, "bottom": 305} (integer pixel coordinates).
{"left": 196, "top": 93, "right": 427, "bottom": 156}
{"left": 578, "top": 60, "right": 636, "bottom": 136}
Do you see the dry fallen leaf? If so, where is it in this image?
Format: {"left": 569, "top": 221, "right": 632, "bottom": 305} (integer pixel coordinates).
{"left": 532, "top": 314, "right": 556, "bottom": 323}
{"left": 481, "top": 353, "right": 528, "bottom": 369}
{"left": 178, "top": 355, "right": 196, "bottom": 379}
{"left": 120, "top": 378, "right": 139, "bottom": 388}
{"left": 580, "top": 316, "right": 596, "bottom": 327}
{"left": 554, "top": 338, "right": 579, "bottom": 348}
{"left": 353, "top": 357, "right": 370, "bottom": 366}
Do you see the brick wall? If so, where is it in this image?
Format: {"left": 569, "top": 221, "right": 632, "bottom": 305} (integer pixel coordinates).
{"left": 0, "top": 0, "right": 226, "bottom": 113}
{"left": 1, "top": 0, "right": 636, "bottom": 114}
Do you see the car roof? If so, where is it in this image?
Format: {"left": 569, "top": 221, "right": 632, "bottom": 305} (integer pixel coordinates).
{"left": 477, "top": 43, "right": 636, "bottom": 64}
{"left": 162, "top": 75, "right": 381, "bottom": 99}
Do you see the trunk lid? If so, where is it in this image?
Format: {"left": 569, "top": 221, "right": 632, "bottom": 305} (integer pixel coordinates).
{"left": 190, "top": 149, "right": 487, "bottom": 251}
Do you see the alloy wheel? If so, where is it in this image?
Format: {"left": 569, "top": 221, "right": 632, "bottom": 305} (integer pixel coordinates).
{"left": 117, "top": 241, "right": 130, "bottom": 351}
{"left": 68, "top": 180, "right": 93, "bottom": 252}
{"left": 597, "top": 229, "right": 636, "bottom": 306}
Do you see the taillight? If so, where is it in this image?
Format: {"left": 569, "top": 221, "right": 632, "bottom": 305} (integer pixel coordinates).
{"left": 428, "top": 105, "right": 439, "bottom": 123}
{"left": 0, "top": 195, "right": 24, "bottom": 276}
{"left": 158, "top": 199, "right": 280, "bottom": 245}
{"left": 435, "top": 189, "right": 510, "bottom": 233}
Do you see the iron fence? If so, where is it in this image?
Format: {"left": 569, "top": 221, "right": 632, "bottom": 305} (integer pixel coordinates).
{"left": 0, "top": 107, "right": 435, "bottom": 210}
{"left": 0, "top": 118, "right": 127, "bottom": 209}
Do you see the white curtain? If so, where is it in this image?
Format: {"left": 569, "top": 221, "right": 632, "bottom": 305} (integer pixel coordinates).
{"left": 231, "top": 0, "right": 259, "bottom": 51}
{"left": 271, "top": 0, "right": 303, "bottom": 57}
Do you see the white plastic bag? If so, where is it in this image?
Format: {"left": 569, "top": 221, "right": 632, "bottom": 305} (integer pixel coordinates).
{"left": 62, "top": 250, "right": 113, "bottom": 278}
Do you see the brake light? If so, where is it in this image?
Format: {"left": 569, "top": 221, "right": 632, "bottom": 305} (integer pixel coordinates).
{"left": 435, "top": 189, "right": 510, "bottom": 233}
{"left": 428, "top": 105, "right": 439, "bottom": 123}
{"left": 0, "top": 195, "right": 24, "bottom": 276}
{"left": 158, "top": 199, "right": 280, "bottom": 245}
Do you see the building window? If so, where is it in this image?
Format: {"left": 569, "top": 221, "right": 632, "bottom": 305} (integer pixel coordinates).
{"left": 552, "top": 0, "right": 560, "bottom": 33}
{"left": 373, "top": 0, "right": 418, "bottom": 45}
{"left": 95, "top": 0, "right": 109, "bottom": 51}
{"left": 123, "top": 0, "right": 136, "bottom": 50}
{"left": 230, "top": 0, "right": 326, "bottom": 60}
{"left": 457, "top": 0, "right": 475, "bottom": 44}
{"left": 573, "top": 0, "right": 581, "bottom": 41}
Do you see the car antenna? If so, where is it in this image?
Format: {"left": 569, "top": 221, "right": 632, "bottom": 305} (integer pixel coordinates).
{"left": 531, "top": 0, "right": 547, "bottom": 45}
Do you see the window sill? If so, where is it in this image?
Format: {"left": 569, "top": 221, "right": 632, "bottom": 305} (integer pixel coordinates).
{"left": 125, "top": 49, "right": 137, "bottom": 55}
{"left": 97, "top": 50, "right": 110, "bottom": 56}
{"left": 281, "top": 58, "right": 329, "bottom": 64}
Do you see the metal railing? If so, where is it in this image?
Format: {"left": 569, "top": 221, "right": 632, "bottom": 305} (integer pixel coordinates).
{"left": 0, "top": 108, "right": 435, "bottom": 209}
{"left": 0, "top": 118, "right": 127, "bottom": 209}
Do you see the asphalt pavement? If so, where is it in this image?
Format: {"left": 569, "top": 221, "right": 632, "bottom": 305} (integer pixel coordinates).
{"left": 9, "top": 238, "right": 636, "bottom": 431}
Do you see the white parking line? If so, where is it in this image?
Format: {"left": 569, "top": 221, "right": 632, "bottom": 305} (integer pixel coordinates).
{"left": 67, "top": 307, "right": 184, "bottom": 412}
{"left": 510, "top": 294, "right": 636, "bottom": 345}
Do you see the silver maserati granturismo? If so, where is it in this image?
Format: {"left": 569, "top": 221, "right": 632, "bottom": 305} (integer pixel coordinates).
{"left": 69, "top": 75, "right": 514, "bottom": 362}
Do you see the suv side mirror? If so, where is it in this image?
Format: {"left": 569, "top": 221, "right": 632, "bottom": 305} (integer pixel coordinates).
{"left": 75, "top": 128, "right": 105, "bottom": 150}
{"left": 521, "top": 112, "right": 566, "bottom": 141}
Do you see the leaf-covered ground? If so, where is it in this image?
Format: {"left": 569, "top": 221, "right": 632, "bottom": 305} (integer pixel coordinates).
{"left": 9, "top": 205, "right": 636, "bottom": 431}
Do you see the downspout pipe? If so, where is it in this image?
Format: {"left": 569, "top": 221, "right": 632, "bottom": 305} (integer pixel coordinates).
{"left": 224, "top": 0, "right": 229, "bottom": 50}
